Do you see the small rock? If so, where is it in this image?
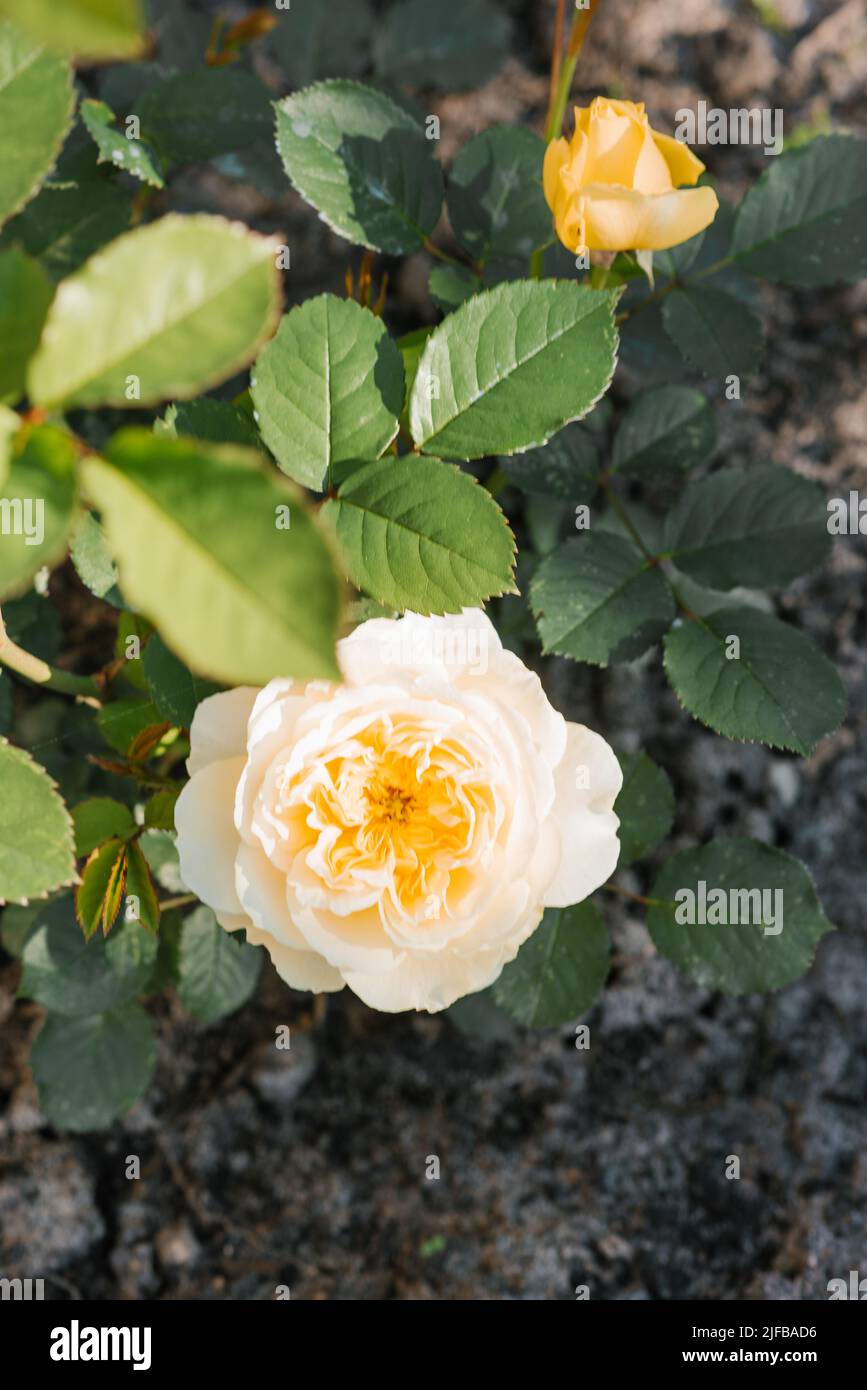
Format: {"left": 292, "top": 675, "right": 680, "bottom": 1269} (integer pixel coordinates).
{"left": 155, "top": 1218, "right": 201, "bottom": 1270}
{"left": 251, "top": 1032, "right": 317, "bottom": 1106}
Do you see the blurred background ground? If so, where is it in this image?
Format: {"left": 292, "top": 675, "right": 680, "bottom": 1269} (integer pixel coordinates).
{"left": 1, "top": 0, "right": 866, "bottom": 1299}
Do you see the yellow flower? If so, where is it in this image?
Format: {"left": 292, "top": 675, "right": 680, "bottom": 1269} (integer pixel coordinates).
{"left": 543, "top": 97, "right": 718, "bottom": 256}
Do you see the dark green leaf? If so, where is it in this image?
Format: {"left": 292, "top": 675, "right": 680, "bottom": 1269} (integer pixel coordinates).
{"left": 374, "top": 0, "right": 511, "bottom": 91}
{"left": 531, "top": 533, "right": 675, "bottom": 666}
{"left": 494, "top": 902, "right": 609, "bottom": 1027}
{"left": 664, "top": 607, "right": 846, "bottom": 754}
{"left": 647, "top": 838, "right": 834, "bottom": 993}
{"left": 500, "top": 421, "right": 599, "bottom": 500}
{"left": 447, "top": 125, "right": 549, "bottom": 262}
{"left": 663, "top": 465, "right": 830, "bottom": 588}
{"left": 31, "top": 1003, "right": 156, "bottom": 1132}
{"left": 21, "top": 894, "right": 157, "bottom": 1014}
{"left": 662, "top": 285, "right": 763, "bottom": 381}
{"left": 612, "top": 385, "right": 717, "bottom": 480}
{"left": 615, "top": 751, "right": 675, "bottom": 867}
{"left": 178, "top": 906, "right": 262, "bottom": 1025}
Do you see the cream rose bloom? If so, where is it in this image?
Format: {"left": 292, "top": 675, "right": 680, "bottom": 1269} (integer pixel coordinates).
{"left": 175, "top": 610, "right": 622, "bottom": 1014}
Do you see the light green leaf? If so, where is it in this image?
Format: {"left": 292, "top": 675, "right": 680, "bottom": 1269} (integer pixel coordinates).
{"left": 500, "top": 421, "right": 599, "bottom": 501}
{"left": 142, "top": 789, "right": 178, "bottom": 832}
{"left": 0, "top": 425, "right": 77, "bottom": 599}
{"left": 447, "top": 126, "right": 549, "bottom": 261}
{"left": 156, "top": 398, "right": 260, "bottom": 449}
{"left": 267, "top": 0, "right": 374, "bottom": 87}
{"left": 138, "top": 69, "right": 272, "bottom": 165}
{"left": 0, "top": 20, "right": 74, "bottom": 225}
{"left": 274, "top": 80, "right": 444, "bottom": 255}
{"left": 81, "top": 430, "right": 342, "bottom": 686}
{"left": 664, "top": 607, "right": 846, "bottom": 754}
{"left": 647, "top": 838, "right": 834, "bottom": 993}
{"left": 374, "top": 0, "right": 511, "bottom": 91}
{"left": 179, "top": 905, "right": 262, "bottom": 1025}
{"left": 29, "top": 213, "right": 282, "bottom": 410}
{"left": 530, "top": 533, "right": 675, "bottom": 666}
{"left": 0, "top": 403, "right": 17, "bottom": 485}
{"left": 409, "top": 280, "right": 619, "bottom": 461}
{"left": 615, "top": 751, "right": 675, "bottom": 867}
{"left": 250, "top": 295, "right": 404, "bottom": 490}
{"left": 322, "top": 453, "right": 516, "bottom": 614}
{"left": 0, "top": 248, "right": 53, "bottom": 402}
{"left": 0, "top": 741, "right": 76, "bottom": 903}
{"left": 0, "top": 174, "right": 133, "bottom": 280}
{"left": 80, "top": 97, "right": 163, "bottom": 188}
{"left": 612, "top": 385, "right": 717, "bottom": 480}
{"left": 72, "top": 796, "right": 137, "bottom": 858}
{"left": 428, "top": 263, "right": 479, "bottom": 312}
{"left": 143, "top": 634, "right": 219, "bottom": 728}
{"left": 31, "top": 1003, "right": 156, "bottom": 1132}
{"left": 663, "top": 465, "right": 830, "bottom": 589}
{"left": 732, "top": 135, "right": 867, "bottom": 285}
{"left": 70, "top": 510, "right": 122, "bottom": 604}
{"left": 662, "top": 285, "right": 763, "bottom": 381}
{"left": 21, "top": 895, "right": 158, "bottom": 1013}
{"left": 493, "top": 902, "right": 609, "bottom": 1027}
{"left": 0, "top": 0, "right": 146, "bottom": 60}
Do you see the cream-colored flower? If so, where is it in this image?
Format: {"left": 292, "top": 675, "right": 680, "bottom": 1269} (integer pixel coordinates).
{"left": 175, "top": 610, "right": 621, "bottom": 1014}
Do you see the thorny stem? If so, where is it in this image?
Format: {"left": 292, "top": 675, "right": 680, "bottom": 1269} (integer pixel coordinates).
{"left": 603, "top": 883, "right": 667, "bottom": 909}
{"left": 159, "top": 894, "right": 199, "bottom": 912}
{"left": 617, "top": 254, "right": 735, "bottom": 324}
{"left": 530, "top": 0, "right": 602, "bottom": 278}
{"left": 0, "top": 609, "right": 101, "bottom": 700}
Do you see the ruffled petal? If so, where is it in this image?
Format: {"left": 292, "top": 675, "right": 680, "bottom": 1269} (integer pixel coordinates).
{"left": 543, "top": 723, "right": 622, "bottom": 908}
{"left": 187, "top": 687, "right": 258, "bottom": 776}
{"left": 175, "top": 756, "right": 245, "bottom": 913}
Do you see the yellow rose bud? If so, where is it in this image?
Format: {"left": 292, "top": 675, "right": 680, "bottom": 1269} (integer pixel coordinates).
{"left": 543, "top": 97, "right": 719, "bottom": 256}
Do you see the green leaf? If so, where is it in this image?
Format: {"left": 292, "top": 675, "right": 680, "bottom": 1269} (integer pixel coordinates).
{"left": 0, "top": 249, "right": 53, "bottom": 401}
{"left": 72, "top": 796, "right": 137, "bottom": 858}
{"left": 155, "top": 398, "right": 260, "bottom": 449}
{"left": 0, "top": 174, "right": 133, "bottom": 280}
{"left": 0, "top": 402, "right": 16, "bottom": 485}
{"left": 662, "top": 286, "right": 763, "bottom": 381}
{"left": 75, "top": 838, "right": 127, "bottom": 939}
{"left": 493, "top": 902, "right": 609, "bottom": 1027}
{"left": 178, "top": 905, "right": 262, "bottom": 1025}
{"left": 274, "top": 80, "right": 444, "bottom": 255}
{"left": 81, "top": 430, "right": 341, "bottom": 686}
{"left": 447, "top": 126, "right": 549, "bottom": 261}
{"left": 124, "top": 840, "right": 159, "bottom": 934}
{"left": 31, "top": 1002, "right": 155, "bottom": 1132}
{"left": 0, "top": 669, "right": 12, "bottom": 734}
{"left": 530, "top": 533, "right": 675, "bottom": 666}
{"left": 0, "top": 0, "right": 146, "bottom": 60}
{"left": 139, "top": 828, "right": 184, "bottom": 893}
{"left": 500, "top": 421, "right": 599, "bottom": 501}
{"left": 397, "top": 325, "right": 433, "bottom": 432}
{"left": 322, "top": 454, "right": 516, "bottom": 614}
{"left": 409, "top": 281, "right": 619, "bottom": 461}
{"left": 663, "top": 465, "right": 831, "bottom": 589}
{"left": 143, "top": 634, "right": 219, "bottom": 728}
{"left": 267, "top": 0, "right": 373, "bottom": 87}
{"left": 143, "top": 788, "right": 178, "bottom": 832}
{"left": 96, "top": 697, "right": 161, "bottom": 756}
{"left": 428, "top": 263, "right": 479, "bottom": 312}
{"left": 138, "top": 69, "right": 272, "bottom": 165}
{"left": 664, "top": 607, "right": 846, "bottom": 754}
{"left": 612, "top": 385, "right": 717, "bottom": 481}
{"left": 250, "top": 295, "right": 404, "bottom": 490}
{"left": 0, "top": 740, "right": 76, "bottom": 903}
{"left": 29, "top": 213, "right": 282, "bottom": 410}
{"left": 732, "top": 135, "right": 867, "bottom": 286}
{"left": 70, "top": 510, "right": 122, "bottom": 605}
{"left": 0, "top": 20, "right": 74, "bottom": 225}
{"left": 0, "top": 424, "right": 77, "bottom": 598}
{"left": 615, "top": 751, "right": 675, "bottom": 867}
{"left": 446, "top": 988, "right": 516, "bottom": 1041}
{"left": 21, "top": 894, "right": 157, "bottom": 1014}
{"left": 80, "top": 97, "right": 163, "bottom": 188}
{"left": 647, "top": 838, "right": 834, "bottom": 993}
{"left": 374, "top": 0, "right": 511, "bottom": 91}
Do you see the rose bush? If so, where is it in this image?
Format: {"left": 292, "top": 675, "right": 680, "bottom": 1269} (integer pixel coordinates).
{"left": 176, "top": 611, "right": 622, "bottom": 1012}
